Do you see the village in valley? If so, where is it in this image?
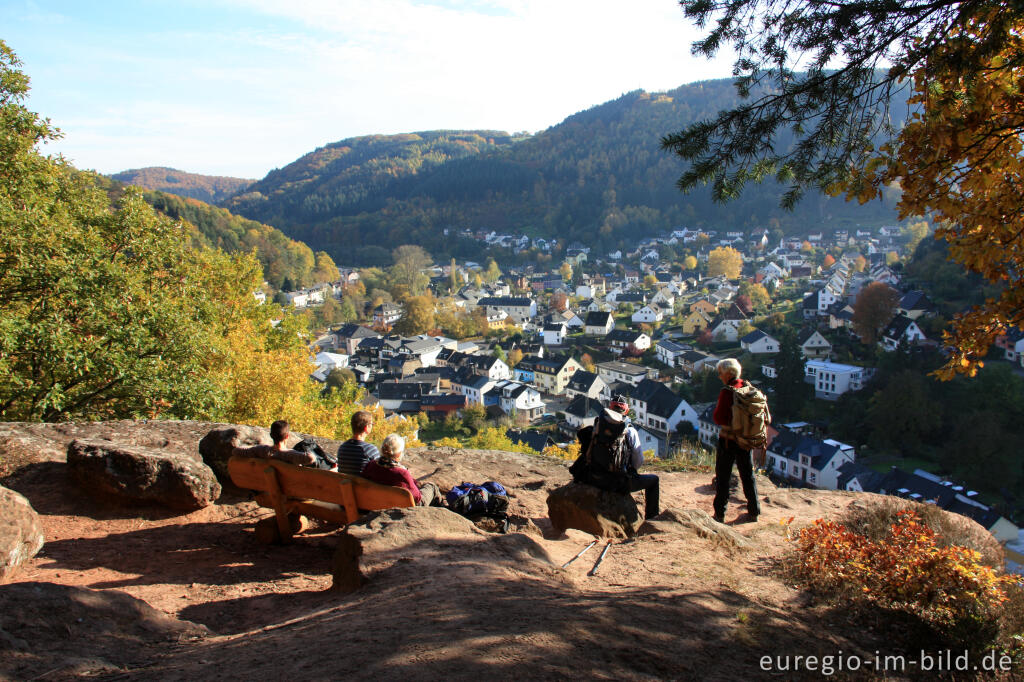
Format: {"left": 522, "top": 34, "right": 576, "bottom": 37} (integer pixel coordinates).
{"left": 266, "top": 223, "right": 1024, "bottom": 575}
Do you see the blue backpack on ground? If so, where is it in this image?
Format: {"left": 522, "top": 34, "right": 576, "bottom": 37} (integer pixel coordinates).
{"left": 446, "top": 481, "right": 510, "bottom": 523}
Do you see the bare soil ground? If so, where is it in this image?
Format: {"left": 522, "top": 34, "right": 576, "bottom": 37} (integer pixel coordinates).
{"left": 0, "top": 421, "right": 982, "bottom": 680}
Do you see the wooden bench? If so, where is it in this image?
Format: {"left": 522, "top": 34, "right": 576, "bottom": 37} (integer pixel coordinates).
{"left": 227, "top": 455, "right": 415, "bottom": 543}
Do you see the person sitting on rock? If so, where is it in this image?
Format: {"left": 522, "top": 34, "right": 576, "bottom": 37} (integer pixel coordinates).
{"left": 359, "top": 434, "right": 441, "bottom": 506}
{"left": 571, "top": 395, "right": 660, "bottom": 519}
{"left": 336, "top": 410, "right": 380, "bottom": 475}
{"left": 232, "top": 419, "right": 322, "bottom": 468}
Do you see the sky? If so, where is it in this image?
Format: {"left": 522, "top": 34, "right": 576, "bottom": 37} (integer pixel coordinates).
{"left": 2, "top": 0, "right": 735, "bottom": 179}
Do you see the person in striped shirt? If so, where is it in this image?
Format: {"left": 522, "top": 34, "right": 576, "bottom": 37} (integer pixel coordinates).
{"left": 336, "top": 410, "right": 380, "bottom": 475}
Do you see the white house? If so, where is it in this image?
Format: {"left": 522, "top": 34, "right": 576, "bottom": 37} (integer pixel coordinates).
{"left": 881, "top": 313, "right": 927, "bottom": 350}
{"left": 766, "top": 427, "right": 856, "bottom": 489}
{"left": 631, "top": 304, "right": 665, "bottom": 324}
{"left": 629, "top": 378, "right": 699, "bottom": 434}
{"left": 655, "top": 339, "right": 689, "bottom": 367}
{"left": 565, "top": 370, "right": 608, "bottom": 401}
{"left": 804, "top": 360, "right": 867, "bottom": 400}
{"left": 708, "top": 317, "right": 743, "bottom": 343}
{"left": 740, "top": 330, "right": 780, "bottom": 354}
{"left": 542, "top": 322, "right": 567, "bottom": 346}
{"left": 584, "top": 311, "right": 615, "bottom": 336}
{"left": 597, "top": 360, "right": 655, "bottom": 387}
{"left": 799, "top": 329, "right": 833, "bottom": 359}
{"left": 496, "top": 380, "right": 545, "bottom": 422}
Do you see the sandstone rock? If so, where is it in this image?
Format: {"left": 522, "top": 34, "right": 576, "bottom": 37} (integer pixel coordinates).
{"left": 0, "top": 582, "right": 207, "bottom": 680}
{"left": 67, "top": 439, "right": 221, "bottom": 511}
{"left": 0, "top": 486, "right": 45, "bottom": 581}
{"left": 639, "top": 508, "right": 754, "bottom": 550}
{"left": 198, "top": 425, "right": 273, "bottom": 481}
{"left": 546, "top": 483, "right": 642, "bottom": 539}
{"left": 332, "top": 506, "right": 553, "bottom": 591}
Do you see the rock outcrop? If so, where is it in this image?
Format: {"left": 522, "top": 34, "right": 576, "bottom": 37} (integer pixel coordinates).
{"left": 0, "top": 486, "right": 45, "bottom": 581}
{"left": 546, "top": 482, "right": 643, "bottom": 538}
{"left": 639, "top": 507, "right": 755, "bottom": 550}
{"left": 67, "top": 439, "right": 221, "bottom": 511}
{"left": 198, "top": 425, "right": 273, "bottom": 482}
{"left": 0, "top": 582, "right": 207, "bottom": 679}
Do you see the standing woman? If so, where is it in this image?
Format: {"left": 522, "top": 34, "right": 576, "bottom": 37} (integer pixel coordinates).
{"left": 360, "top": 434, "right": 441, "bottom": 506}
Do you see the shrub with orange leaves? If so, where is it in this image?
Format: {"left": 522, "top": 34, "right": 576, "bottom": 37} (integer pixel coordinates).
{"left": 792, "top": 511, "right": 1012, "bottom": 633}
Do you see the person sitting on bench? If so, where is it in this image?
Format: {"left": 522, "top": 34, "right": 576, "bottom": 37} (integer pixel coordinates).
{"left": 232, "top": 420, "right": 325, "bottom": 468}
{"left": 360, "top": 434, "right": 442, "bottom": 506}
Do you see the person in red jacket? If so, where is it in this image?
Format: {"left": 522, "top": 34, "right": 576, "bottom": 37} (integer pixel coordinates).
{"left": 711, "top": 358, "right": 760, "bottom": 523}
{"left": 360, "top": 434, "right": 441, "bottom": 506}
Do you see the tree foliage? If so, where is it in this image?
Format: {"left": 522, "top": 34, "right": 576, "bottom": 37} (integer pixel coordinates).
{"left": 666, "top": 0, "right": 1024, "bottom": 377}
{"left": 706, "top": 246, "right": 743, "bottom": 279}
{"left": 852, "top": 282, "right": 900, "bottom": 345}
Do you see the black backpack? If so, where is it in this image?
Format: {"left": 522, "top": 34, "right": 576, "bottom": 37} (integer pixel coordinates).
{"left": 571, "top": 414, "right": 630, "bottom": 493}
{"left": 294, "top": 438, "right": 337, "bottom": 470}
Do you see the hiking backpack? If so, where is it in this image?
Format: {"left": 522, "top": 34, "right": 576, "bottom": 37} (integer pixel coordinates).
{"left": 446, "top": 481, "right": 510, "bottom": 518}
{"left": 293, "top": 438, "right": 337, "bottom": 470}
{"left": 727, "top": 383, "right": 771, "bottom": 450}
{"left": 578, "top": 413, "right": 631, "bottom": 493}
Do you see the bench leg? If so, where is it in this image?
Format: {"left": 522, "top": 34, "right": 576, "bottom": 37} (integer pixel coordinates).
{"left": 262, "top": 466, "right": 294, "bottom": 543}
{"left": 338, "top": 479, "right": 359, "bottom": 524}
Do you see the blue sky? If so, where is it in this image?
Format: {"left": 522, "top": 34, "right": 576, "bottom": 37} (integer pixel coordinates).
{"left": 3, "top": 0, "right": 734, "bottom": 178}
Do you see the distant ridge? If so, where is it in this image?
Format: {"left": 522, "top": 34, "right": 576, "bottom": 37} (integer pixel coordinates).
{"left": 220, "top": 80, "right": 903, "bottom": 265}
{"left": 111, "top": 167, "right": 254, "bottom": 204}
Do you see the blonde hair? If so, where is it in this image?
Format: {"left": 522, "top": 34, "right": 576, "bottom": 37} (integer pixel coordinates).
{"left": 381, "top": 433, "right": 406, "bottom": 459}
{"left": 716, "top": 358, "right": 742, "bottom": 380}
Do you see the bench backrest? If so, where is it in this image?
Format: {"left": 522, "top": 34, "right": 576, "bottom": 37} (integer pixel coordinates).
{"left": 228, "top": 455, "right": 415, "bottom": 511}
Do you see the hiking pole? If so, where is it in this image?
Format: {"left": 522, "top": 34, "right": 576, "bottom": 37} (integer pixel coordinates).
{"left": 587, "top": 541, "right": 612, "bottom": 576}
{"left": 561, "top": 540, "right": 597, "bottom": 569}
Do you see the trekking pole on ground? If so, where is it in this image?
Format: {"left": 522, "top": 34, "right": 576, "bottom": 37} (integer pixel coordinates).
{"left": 561, "top": 540, "right": 597, "bottom": 569}
{"left": 588, "top": 541, "right": 612, "bottom": 576}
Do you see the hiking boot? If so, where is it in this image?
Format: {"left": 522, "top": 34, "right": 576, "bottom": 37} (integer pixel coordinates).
{"left": 712, "top": 512, "right": 725, "bottom": 524}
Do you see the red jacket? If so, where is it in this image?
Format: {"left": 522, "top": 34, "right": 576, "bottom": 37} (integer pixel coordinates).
{"left": 713, "top": 378, "right": 746, "bottom": 427}
{"left": 360, "top": 459, "right": 422, "bottom": 504}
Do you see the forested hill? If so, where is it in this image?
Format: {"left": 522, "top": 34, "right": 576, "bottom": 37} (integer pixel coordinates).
{"left": 221, "top": 80, "right": 902, "bottom": 266}
{"left": 97, "top": 174, "right": 332, "bottom": 291}
{"left": 111, "top": 167, "right": 254, "bottom": 204}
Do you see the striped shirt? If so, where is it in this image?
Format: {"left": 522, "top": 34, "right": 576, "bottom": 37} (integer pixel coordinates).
{"left": 336, "top": 439, "right": 380, "bottom": 475}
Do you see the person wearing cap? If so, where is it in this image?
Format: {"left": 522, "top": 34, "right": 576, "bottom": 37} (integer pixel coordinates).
{"left": 711, "top": 358, "right": 760, "bottom": 523}
{"left": 575, "top": 394, "right": 660, "bottom": 519}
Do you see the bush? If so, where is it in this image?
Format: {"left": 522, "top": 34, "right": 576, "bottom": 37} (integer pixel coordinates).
{"left": 791, "top": 510, "right": 1017, "bottom": 653}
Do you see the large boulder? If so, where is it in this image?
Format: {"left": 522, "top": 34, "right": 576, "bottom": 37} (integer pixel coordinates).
{"left": 0, "top": 486, "right": 45, "bottom": 581}
{"left": 67, "top": 439, "right": 221, "bottom": 512}
{"left": 546, "top": 482, "right": 643, "bottom": 539}
{"left": 639, "top": 508, "right": 754, "bottom": 550}
{"left": 198, "top": 425, "right": 272, "bottom": 481}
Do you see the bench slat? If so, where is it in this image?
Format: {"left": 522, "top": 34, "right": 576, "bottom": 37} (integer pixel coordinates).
{"left": 229, "top": 455, "right": 415, "bottom": 533}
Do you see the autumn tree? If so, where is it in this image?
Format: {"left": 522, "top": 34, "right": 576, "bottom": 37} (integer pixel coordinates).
{"left": 664, "top": 0, "right": 1024, "bottom": 377}
{"left": 852, "top": 282, "right": 901, "bottom": 345}
{"left": 707, "top": 246, "right": 743, "bottom": 279}
{"left": 902, "top": 220, "right": 930, "bottom": 255}
{"left": 551, "top": 291, "right": 568, "bottom": 312}
{"left": 483, "top": 258, "right": 502, "bottom": 283}
{"left": 393, "top": 295, "right": 434, "bottom": 336}
{"left": 683, "top": 255, "right": 698, "bottom": 270}
{"left": 853, "top": 255, "right": 868, "bottom": 273}
{"left": 389, "top": 245, "right": 431, "bottom": 299}
{"left": 559, "top": 261, "right": 573, "bottom": 283}
{"left": 822, "top": 254, "right": 836, "bottom": 268}
{"left": 738, "top": 281, "right": 771, "bottom": 310}
{"left": 508, "top": 348, "right": 524, "bottom": 368}
{"left": 580, "top": 353, "right": 596, "bottom": 373}
{"left": 311, "top": 251, "right": 340, "bottom": 284}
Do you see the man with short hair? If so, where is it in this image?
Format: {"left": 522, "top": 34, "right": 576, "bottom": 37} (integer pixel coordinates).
{"left": 336, "top": 410, "right": 380, "bottom": 475}
{"left": 232, "top": 419, "right": 318, "bottom": 467}
{"left": 712, "top": 358, "right": 760, "bottom": 523}
{"left": 574, "top": 394, "right": 660, "bottom": 519}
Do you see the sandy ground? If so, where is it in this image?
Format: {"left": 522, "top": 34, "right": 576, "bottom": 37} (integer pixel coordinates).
{"left": 0, "top": 422, "right": 980, "bottom": 680}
